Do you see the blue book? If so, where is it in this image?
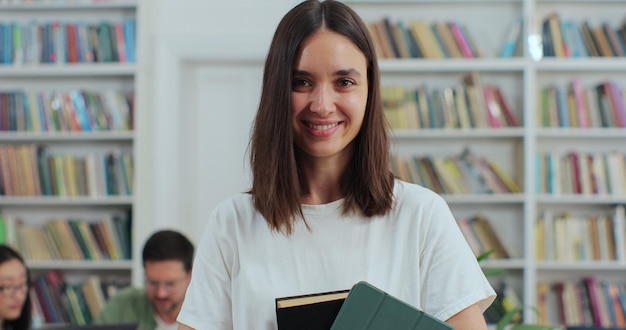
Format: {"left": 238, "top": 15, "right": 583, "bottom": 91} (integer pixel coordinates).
{"left": 0, "top": 24, "right": 5, "bottom": 64}
{"left": 70, "top": 90, "right": 92, "bottom": 131}
{"left": 3, "top": 23, "right": 13, "bottom": 64}
{"left": 123, "top": 18, "right": 136, "bottom": 63}
{"left": 500, "top": 18, "right": 523, "bottom": 58}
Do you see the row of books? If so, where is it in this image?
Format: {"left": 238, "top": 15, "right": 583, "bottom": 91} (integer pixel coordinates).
{"left": 391, "top": 148, "right": 522, "bottom": 195}
{"left": 537, "top": 277, "right": 626, "bottom": 328}
{"left": 367, "top": 18, "right": 485, "bottom": 59}
{"left": 0, "top": 144, "right": 133, "bottom": 197}
{"left": 536, "top": 151, "right": 626, "bottom": 196}
{"left": 538, "top": 79, "right": 626, "bottom": 128}
{"left": 535, "top": 206, "right": 626, "bottom": 262}
{"left": 0, "top": 90, "right": 133, "bottom": 132}
{"left": 457, "top": 215, "right": 510, "bottom": 260}
{"left": 542, "top": 14, "right": 626, "bottom": 58}
{"left": 0, "top": 18, "right": 136, "bottom": 65}
{"left": 30, "top": 271, "right": 128, "bottom": 326}
{"left": 382, "top": 81, "right": 519, "bottom": 130}
{"left": 2, "top": 213, "right": 132, "bottom": 261}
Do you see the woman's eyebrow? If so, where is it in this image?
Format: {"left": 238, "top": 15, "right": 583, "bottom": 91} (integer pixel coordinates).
{"left": 292, "top": 68, "right": 363, "bottom": 77}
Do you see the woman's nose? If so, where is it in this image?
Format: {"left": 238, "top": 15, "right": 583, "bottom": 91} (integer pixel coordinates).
{"left": 310, "top": 85, "right": 336, "bottom": 116}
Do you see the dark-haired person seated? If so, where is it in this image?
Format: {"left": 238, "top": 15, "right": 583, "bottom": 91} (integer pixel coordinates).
{"left": 0, "top": 244, "right": 31, "bottom": 330}
{"left": 95, "top": 230, "right": 194, "bottom": 330}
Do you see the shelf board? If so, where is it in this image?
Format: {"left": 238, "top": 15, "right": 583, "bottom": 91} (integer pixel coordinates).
{"left": 536, "top": 261, "right": 626, "bottom": 271}
{"left": 26, "top": 259, "right": 133, "bottom": 270}
{"left": 393, "top": 128, "right": 524, "bottom": 139}
{"left": 536, "top": 128, "right": 626, "bottom": 138}
{"left": 537, "top": 0, "right": 626, "bottom": 3}
{"left": 0, "top": 0, "right": 137, "bottom": 10}
{"left": 378, "top": 58, "right": 526, "bottom": 72}
{"left": 0, "top": 131, "right": 134, "bottom": 142}
{"left": 0, "top": 63, "right": 136, "bottom": 77}
{"left": 479, "top": 258, "right": 525, "bottom": 269}
{"left": 535, "top": 194, "right": 626, "bottom": 205}
{"left": 0, "top": 196, "right": 133, "bottom": 206}
{"left": 535, "top": 58, "right": 626, "bottom": 71}
{"left": 442, "top": 193, "right": 525, "bottom": 204}
{"left": 345, "top": 0, "right": 522, "bottom": 3}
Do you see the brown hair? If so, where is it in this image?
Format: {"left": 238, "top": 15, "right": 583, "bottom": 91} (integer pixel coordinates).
{"left": 249, "top": 0, "right": 394, "bottom": 234}
{"left": 142, "top": 230, "right": 195, "bottom": 272}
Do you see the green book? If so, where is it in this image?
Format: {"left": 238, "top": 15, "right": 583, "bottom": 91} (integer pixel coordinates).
{"left": 330, "top": 281, "right": 453, "bottom": 330}
{"left": 0, "top": 215, "right": 6, "bottom": 245}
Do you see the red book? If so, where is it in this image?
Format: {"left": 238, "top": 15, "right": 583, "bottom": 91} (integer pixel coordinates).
{"left": 114, "top": 23, "right": 127, "bottom": 63}
{"left": 584, "top": 277, "right": 610, "bottom": 326}
{"left": 66, "top": 23, "right": 79, "bottom": 63}
{"left": 569, "top": 152, "right": 582, "bottom": 194}
{"left": 553, "top": 282, "right": 568, "bottom": 325}
{"left": 493, "top": 86, "right": 520, "bottom": 127}
{"left": 605, "top": 81, "right": 626, "bottom": 127}
{"left": 571, "top": 78, "right": 589, "bottom": 128}
{"left": 448, "top": 21, "right": 474, "bottom": 58}
{"left": 482, "top": 84, "right": 504, "bottom": 128}
{"left": 61, "top": 93, "right": 82, "bottom": 131}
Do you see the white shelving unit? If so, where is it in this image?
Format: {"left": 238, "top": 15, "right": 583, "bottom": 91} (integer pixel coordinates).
{"left": 0, "top": 0, "right": 138, "bottom": 325}
{"left": 348, "top": 0, "right": 626, "bottom": 325}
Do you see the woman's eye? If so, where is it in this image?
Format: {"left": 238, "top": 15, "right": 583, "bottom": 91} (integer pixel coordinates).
{"left": 293, "top": 79, "right": 310, "bottom": 88}
{"left": 338, "top": 79, "right": 355, "bottom": 87}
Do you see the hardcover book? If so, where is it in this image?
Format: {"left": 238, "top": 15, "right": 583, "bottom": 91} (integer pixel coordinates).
{"left": 276, "top": 289, "right": 349, "bottom": 330}
{"left": 330, "top": 281, "right": 453, "bottom": 330}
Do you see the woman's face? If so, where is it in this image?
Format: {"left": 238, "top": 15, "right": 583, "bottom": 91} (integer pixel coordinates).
{"left": 0, "top": 258, "right": 28, "bottom": 323}
{"left": 291, "top": 29, "right": 368, "bottom": 161}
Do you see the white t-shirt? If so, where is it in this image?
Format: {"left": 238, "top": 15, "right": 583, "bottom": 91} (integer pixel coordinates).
{"left": 177, "top": 180, "right": 495, "bottom": 329}
{"left": 155, "top": 316, "right": 178, "bottom": 330}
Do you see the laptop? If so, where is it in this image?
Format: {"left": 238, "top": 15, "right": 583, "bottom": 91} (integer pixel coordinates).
{"left": 35, "top": 323, "right": 138, "bottom": 330}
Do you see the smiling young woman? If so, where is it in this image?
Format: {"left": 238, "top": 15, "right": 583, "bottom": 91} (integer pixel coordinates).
{"left": 176, "top": 1, "right": 495, "bottom": 329}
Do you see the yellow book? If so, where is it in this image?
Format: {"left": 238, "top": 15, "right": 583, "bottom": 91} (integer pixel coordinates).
{"left": 488, "top": 161, "right": 522, "bottom": 193}
{"left": 535, "top": 217, "right": 545, "bottom": 260}
{"left": 434, "top": 21, "right": 463, "bottom": 58}
{"left": 443, "top": 158, "right": 469, "bottom": 194}
{"left": 547, "top": 13, "right": 566, "bottom": 57}
{"left": 64, "top": 155, "right": 79, "bottom": 197}
{"left": 409, "top": 20, "right": 444, "bottom": 59}
{"left": 82, "top": 276, "right": 107, "bottom": 319}
{"left": 76, "top": 221, "right": 103, "bottom": 260}
{"left": 455, "top": 86, "right": 472, "bottom": 128}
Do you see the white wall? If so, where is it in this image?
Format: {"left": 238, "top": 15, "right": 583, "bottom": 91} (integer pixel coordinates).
{"left": 133, "top": 0, "right": 300, "bottom": 284}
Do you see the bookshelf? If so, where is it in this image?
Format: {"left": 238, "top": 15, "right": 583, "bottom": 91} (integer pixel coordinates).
{"left": 347, "top": 0, "right": 626, "bottom": 326}
{"left": 0, "top": 0, "right": 137, "bottom": 326}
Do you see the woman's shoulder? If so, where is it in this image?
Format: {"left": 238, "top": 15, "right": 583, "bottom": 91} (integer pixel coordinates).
{"left": 212, "top": 192, "right": 255, "bottom": 214}
{"left": 393, "top": 179, "right": 443, "bottom": 202}
{"left": 206, "top": 192, "right": 259, "bottom": 228}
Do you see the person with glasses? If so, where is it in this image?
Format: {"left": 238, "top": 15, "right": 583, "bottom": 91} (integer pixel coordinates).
{"left": 95, "top": 230, "right": 194, "bottom": 330}
{"left": 0, "top": 244, "right": 31, "bottom": 330}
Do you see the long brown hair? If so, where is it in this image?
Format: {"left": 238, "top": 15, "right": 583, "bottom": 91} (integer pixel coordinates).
{"left": 249, "top": 0, "right": 394, "bottom": 234}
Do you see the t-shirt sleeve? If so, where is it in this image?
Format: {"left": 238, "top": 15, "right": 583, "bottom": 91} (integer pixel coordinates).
{"left": 177, "top": 207, "right": 235, "bottom": 329}
{"left": 417, "top": 192, "right": 496, "bottom": 321}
